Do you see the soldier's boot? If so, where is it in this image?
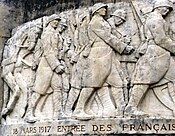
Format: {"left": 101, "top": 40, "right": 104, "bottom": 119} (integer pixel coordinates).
{"left": 125, "top": 85, "right": 149, "bottom": 117}
{"left": 25, "top": 93, "right": 40, "bottom": 123}
{"left": 64, "top": 88, "right": 81, "bottom": 117}
{"left": 1, "top": 85, "right": 21, "bottom": 117}
{"left": 72, "top": 88, "right": 94, "bottom": 120}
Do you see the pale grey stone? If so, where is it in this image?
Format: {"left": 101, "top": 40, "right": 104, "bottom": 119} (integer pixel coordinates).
{"left": 1, "top": 0, "right": 175, "bottom": 135}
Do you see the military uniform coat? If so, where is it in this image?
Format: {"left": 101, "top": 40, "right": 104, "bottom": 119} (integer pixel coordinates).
{"left": 132, "top": 11, "right": 175, "bottom": 85}
{"left": 33, "top": 26, "right": 62, "bottom": 95}
{"left": 80, "top": 15, "right": 127, "bottom": 88}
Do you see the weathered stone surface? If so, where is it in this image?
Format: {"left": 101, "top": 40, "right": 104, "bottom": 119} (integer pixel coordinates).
{"left": 2, "top": 118, "right": 175, "bottom": 135}
{"left": 1, "top": 0, "right": 175, "bottom": 135}
{"left": 0, "top": 2, "right": 15, "bottom": 117}
{"left": 0, "top": 1, "right": 134, "bottom": 119}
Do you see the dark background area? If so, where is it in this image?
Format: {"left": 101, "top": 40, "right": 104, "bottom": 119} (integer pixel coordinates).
{"left": 3, "top": 0, "right": 121, "bottom": 22}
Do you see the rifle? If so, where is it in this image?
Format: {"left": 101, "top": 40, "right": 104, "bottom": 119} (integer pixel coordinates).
{"left": 129, "top": 0, "right": 146, "bottom": 42}
{"left": 130, "top": 0, "right": 175, "bottom": 111}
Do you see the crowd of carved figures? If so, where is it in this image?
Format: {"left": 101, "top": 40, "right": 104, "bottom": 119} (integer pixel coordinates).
{"left": 1, "top": 0, "right": 175, "bottom": 124}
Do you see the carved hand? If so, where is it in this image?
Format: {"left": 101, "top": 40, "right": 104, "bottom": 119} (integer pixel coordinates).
{"left": 55, "top": 65, "right": 65, "bottom": 74}
{"left": 135, "top": 42, "right": 147, "bottom": 58}
{"left": 27, "top": 42, "right": 36, "bottom": 51}
{"left": 123, "top": 35, "right": 131, "bottom": 45}
{"left": 123, "top": 45, "right": 135, "bottom": 55}
{"left": 32, "top": 63, "right": 37, "bottom": 70}
{"left": 70, "top": 53, "right": 79, "bottom": 63}
{"left": 82, "top": 49, "right": 90, "bottom": 58}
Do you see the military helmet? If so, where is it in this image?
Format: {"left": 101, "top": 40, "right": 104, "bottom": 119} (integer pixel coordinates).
{"left": 60, "top": 18, "right": 68, "bottom": 27}
{"left": 111, "top": 9, "right": 127, "bottom": 21}
{"left": 168, "top": 0, "right": 175, "bottom": 4}
{"left": 92, "top": 3, "right": 108, "bottom": 15}
{"left": 79, "top": 11, "right": 89, "bottom": 23}
{"left": 154, "top": 0, "right": 173, "bottom": 9}
{"left": 46, "top": 14, "right": 61, "bottom": 26}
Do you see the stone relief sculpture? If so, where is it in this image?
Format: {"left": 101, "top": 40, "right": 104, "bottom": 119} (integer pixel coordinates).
{"left": 71, "top": 3, "right": 134, "bottom": 120}
{"left": 2, "top": 0, "right": 175, "bottom": 125}
{"left": 24, "top": 14, "right": 68, "bottom": 123}
{"left": 125, "top": 0, "right": 175, "bottom": 117}
{"left": 1, "top": 21, "right": 43, "bottom": 123}
{"left": 65, "top": 9, "right": 91, "bottom": 118}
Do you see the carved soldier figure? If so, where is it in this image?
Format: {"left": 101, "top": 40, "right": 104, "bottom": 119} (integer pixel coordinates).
{"left": 65, "top": 11, "right": 91, "bottom": 117}
{"left": 108, "top": 9, "right": 131, "bottom": 48}
{"left": 25, "top": 14, "right": 66, "bottom": 123}
{"left": 125, "top": 0, "right": 175, "bottom": 116}
{"left": 1, "top": 25, "right": 42, "bottom": 118}
{"left": 57, "top": 18, "right": 70, "bottom": 112}
{"left": 108, "top": 9, "right": 126, "bottom": 37}
{"left": 166, "top": 0, "right": 175, "bottom": 40}
{"left": 72, "top": 3, "right": 134, "bottom": 120}
{"left": 106, "top": 9, "right": 131, "bottom": 116}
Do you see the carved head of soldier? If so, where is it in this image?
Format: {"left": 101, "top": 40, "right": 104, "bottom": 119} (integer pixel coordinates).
{"left": 46, "top": 14, "right": 61, "bottom": 29}
{"left": 153, "top": 0, "right": 173, "bottom": 17}
{"left": 58, "top": 18, "right": 68, "bottom": 33}
{"left": 32, "top": 25, "right": 42, "bottom": 34}
{"left": 78, "top": 10, "right": 89, "bottom": 26}
{"left": 110, "top": 9, "right": 126, "bottom": 26}
{"left": 50, "top": 20, "right": 59, "bottom": 29}
{"left": 92, "top": 3, "right": 108, "bottom": 17}
{"left": 169, "top": 0, "right": 175, "bottom": 4}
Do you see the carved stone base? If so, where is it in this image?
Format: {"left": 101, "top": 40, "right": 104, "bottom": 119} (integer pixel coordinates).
{"left": 1, "top": 118, "right": 175, "bottom": 135}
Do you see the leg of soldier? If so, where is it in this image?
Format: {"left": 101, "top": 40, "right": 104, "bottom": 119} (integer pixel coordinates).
{"left": 111, "top": 87, "right": 125, "bottom": 117}
{"left": 2, "top": 72, "right": 30, "bottom": 117}
{"left": 65, "top": 87, "right": 81, "bottom": 117}
{"left": 72, "top": 87, "right": 95, "bottom": 120}
{"left": 121, "top": 62, "right": 130, "bottom": 84}
{"left": 3, "top": 73, "right": 18, "bottom": 93}
{"left": 1, "top": 85, "right": 20, "bottom": 116}
{"left": 14, "top": 72, "right": 29, "bottom": 117}
{"left": 125, "top": 84, "right": 149, "bottom": 116}
{"left": 62, "top": 73, "right": 70, "bottom": 113}
{"left": 62, "top": 91, "right": 68, "bottom": 113}
{"left": 2, "top": 83, "right": 9, "bottom": 111}
{"left": 1, "top": 72, "right": 22, "bottom": 117}
{"left": 107, "top": 58, "right": 126, "bottom": 117}
{"left": 25, "top": 92, "right": 41, "bottom": 123}
{"left": 85, "top": 90, "right": 96, "bottom": 116}
{"left": 116, "top": 62, "right": 129, "bottom": 104}
{"left": 52, "top": 89, "right": 62, "bottom": 119}
{"left": 51, "top": 73, "right": 63, "bottom": 119}
{"left": 126, "top": 62, "right": 136, "bottom": 103}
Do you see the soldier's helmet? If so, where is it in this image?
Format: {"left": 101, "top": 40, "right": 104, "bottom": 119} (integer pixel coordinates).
{"left": 154, "top": 0, "right": 173, "bottom": 10}
{"left": 46, "top": 14, "right": 61, "bottom": 27}
{"left": 169, "top": 0, "right": 175, "bottom": 4}
{"left": 60, "top": 18, "right": 68, "bottom": 27}
{"left": 92, "top": 3, "right": 108, "bottom": 15}
{"left": 111, "top": 9, "right": 127, "bottom": 21}
{"left": 79, "top": 11, "right": 89, "bottom": 23}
